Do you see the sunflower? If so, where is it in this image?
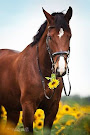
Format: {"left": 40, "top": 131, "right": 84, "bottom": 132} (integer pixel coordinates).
{"left": 66, "top": 120, "right": 75, "bottom": 126}
{"left": 2, "top": 115, "right": 7, "bottom": 121}
{"left": 80, "top": 106, "right": 90, "bottom": 114}
{"left": 59, "top": 102, "right": 63, "bottom": 109}
{"left": 62, "top": 105, "right": 72, "bottom": 115}
{"left": 0, "top": 129, "right": 14, "bottom": 135}
{"left": 48, "top": 79, "right": 59, "bottom": 90}
{"left": 74, "top": 112, "right": 83, "bottom": 119}
{"left": 19, "top": 116, "right": 23, "bottom": 124}
{"left": 0, "top": 122, "right": 21, "bottom": 135}
{"left": 53, "top": 114, "right": 62, "bottom": 125}
{"left": 33, "top": 122, "right": 36, "bottom": 129}
{"left": 34, "top": 109, "right": 45, "bottom": 121}
{"left": 18, "top": 111, "right": 23, "bottom": 123}
{"left": 1, "top": 106, "right": 7, "bottom": 117}
{"left": 57, "top": 102, "right": 63, "bottom": 115}
{"left": 35, "top": 119, "right": 44, "bottom": 130}
{"left": 56, "top": 126, "right": 65, "bottom": 135}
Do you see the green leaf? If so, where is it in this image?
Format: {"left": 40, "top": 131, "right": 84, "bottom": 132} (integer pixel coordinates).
{"left": 45, "top": 77, "right": 51, "bottom": 80}
{"left": 51, "top": 73, "right": 56, "bottom": 80}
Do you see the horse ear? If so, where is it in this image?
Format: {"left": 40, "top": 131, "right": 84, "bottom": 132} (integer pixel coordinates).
{"left": 42, "top": 8, "right": 54, "bottom": 24}
{"left": 65, "top": 7, "right": 73, "bottom": 23}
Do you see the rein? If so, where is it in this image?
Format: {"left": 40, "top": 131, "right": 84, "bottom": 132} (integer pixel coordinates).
{"left": 36, "top": 33, "right": 71, "bottom": 99}
{"left": 36, "top": 44, "right": 56, "bottom": 99}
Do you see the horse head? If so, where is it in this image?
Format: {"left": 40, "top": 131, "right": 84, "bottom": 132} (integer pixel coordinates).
{"left": 43, "top": 7, "right": 72, "bottom": 77}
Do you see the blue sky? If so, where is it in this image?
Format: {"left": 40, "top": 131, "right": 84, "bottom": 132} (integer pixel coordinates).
{"left": 0, "top": 0, "right": 90, "bottom": 96}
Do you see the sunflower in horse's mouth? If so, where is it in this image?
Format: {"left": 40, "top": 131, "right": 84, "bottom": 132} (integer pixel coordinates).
{"left": 45, "top": 73, "right": 60, "bottom": 90}
{"left": 48, "top": 79, "right": 59, "bottom": 90}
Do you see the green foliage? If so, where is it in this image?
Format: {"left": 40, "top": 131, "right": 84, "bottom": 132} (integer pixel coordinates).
{"left": 61, "top": 95, "right": 90, "bottom": 106}
{"left": 51, "top": 73, "right": 56, "bottom": 80}
{"left": 45, "top": 73, "right": 56, "bottom": 81}
{"left": 45, "top": 77, "right": 51, "bottom": 80}
{"left": 59, "top": 115, "right": 76, "bottom": 126}
{"left": 59, "top": 114, "right": 90, "bottom": 135}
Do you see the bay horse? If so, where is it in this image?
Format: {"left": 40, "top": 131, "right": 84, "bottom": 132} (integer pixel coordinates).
{"left": 0, "top": 7, "right": 72, "bottom": 135}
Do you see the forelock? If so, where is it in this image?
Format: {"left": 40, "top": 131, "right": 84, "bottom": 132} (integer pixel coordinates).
{"left": 52, "top": 12, "right": 69, "bottom": 31}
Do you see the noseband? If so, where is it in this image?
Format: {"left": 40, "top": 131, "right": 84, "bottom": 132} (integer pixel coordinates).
{"left": 36, "top": 30, "right": 71, "bottom": 99}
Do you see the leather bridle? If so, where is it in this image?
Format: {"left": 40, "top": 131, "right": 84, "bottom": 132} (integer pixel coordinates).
{"left": 46, "top": 34, "right": 70, "bottom": 74}
{"left": 36, "top": 27, "right": 71, "bottom": 99}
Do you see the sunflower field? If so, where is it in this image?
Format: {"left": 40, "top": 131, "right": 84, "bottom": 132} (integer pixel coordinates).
{"left": 0, "top": 96, "right": 90, "bottom": 135}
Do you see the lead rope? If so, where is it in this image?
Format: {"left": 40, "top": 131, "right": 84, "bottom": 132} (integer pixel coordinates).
{"left": 36, "top": 44, "right": 56, "bottom": 100}
{"left": 62, "top": 66, "right": 71, "bottom": 96}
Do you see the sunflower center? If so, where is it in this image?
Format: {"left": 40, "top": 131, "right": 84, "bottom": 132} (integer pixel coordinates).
{"left": 77, "top": 113, "right": 80, "bottom": 117}
{"left": 38, "top": 122, "right": 42, "bottom": 126}
{"left": 65, "top": 107, "right": 69, "bottom": 111}
{"left": 52, "top": 82, "right": 56, "bottom": 85}
{"left": 38, "top": 114, "right": 41, "bottom": 117}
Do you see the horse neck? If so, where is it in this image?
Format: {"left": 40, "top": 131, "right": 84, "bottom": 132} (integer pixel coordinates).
{"left": 38, "top": 28, "right": 52, "bottom": 77}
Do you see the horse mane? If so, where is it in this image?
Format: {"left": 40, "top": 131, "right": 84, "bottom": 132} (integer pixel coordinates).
{"left": 31, "top": 12, "right": 69, "bottom": 46}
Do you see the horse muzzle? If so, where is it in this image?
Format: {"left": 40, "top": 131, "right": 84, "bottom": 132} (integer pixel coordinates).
{"left": 56, "top": 68, "right": 66, "bottom": 77}
{"left": 54, "top": 55, "right": 67, "bottom": 77}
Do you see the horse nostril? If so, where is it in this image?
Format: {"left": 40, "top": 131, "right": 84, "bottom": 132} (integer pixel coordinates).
{"left": 56, "top": 67, "right": 60, "bottom": 75}
{"left": 56, "top": 67, "right": 67, "bottom": 77}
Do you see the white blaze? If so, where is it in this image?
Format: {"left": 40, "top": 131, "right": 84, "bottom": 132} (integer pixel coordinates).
{"left": 57, "top": 56, "right": 66, "bottom": 75}
{"left": 58, "top": 28, "right": 64, "bottom": 38}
